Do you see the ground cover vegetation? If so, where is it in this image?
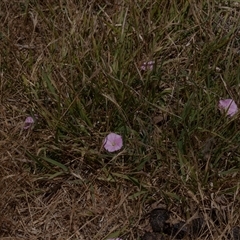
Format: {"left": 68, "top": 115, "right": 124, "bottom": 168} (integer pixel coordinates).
{"left": 0, "top": 0, "right": 240, "bottom": 239}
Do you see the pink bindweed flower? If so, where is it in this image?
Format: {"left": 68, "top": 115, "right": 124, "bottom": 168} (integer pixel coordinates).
{"left": 103, "top": 133, "right": 123, "bottom": 152}
{"left": 23, "top": 116, "right": 36, "bottom": 129}
{"left": 218, "top": 99, "right": 238, "bottom": 117}
{"left": 140, "top": 61, "right": 155, "bottom": 71}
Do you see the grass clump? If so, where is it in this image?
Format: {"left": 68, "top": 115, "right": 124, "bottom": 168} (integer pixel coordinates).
{"left": 0, "top": 0, "right": 240, "bottom": 239}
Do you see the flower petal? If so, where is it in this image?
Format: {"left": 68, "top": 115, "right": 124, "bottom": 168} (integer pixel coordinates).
{"left": 23, "top": 116, "right": 35, "bottom": 129}
{"left": 218, "top": 99, "right": 238, "bottom": 117}
{"left": 140, "top": 61, "right": 155, "bottom": 71}
{"left": 103, "top": 133, "right": 123, "bottom": 152}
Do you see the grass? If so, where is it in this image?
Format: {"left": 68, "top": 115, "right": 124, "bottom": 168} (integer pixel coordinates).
{"left": 0, "top": 0, "right": 240, "bottom": 239}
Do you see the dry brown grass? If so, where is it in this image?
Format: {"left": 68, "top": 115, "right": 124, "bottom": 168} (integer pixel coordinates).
{"left": 1, "top": 0, "right": 240, "bottom": 239}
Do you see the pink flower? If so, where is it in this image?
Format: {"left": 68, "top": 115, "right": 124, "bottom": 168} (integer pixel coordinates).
{"left": 218, "top": 99, "right": 238, "bottom": 117}
{"left": 23, "top": 116, "right": 35, "bottom": 129}
{"left": 140, "top": 61, "right": 155, "bottom": 71}
{"left": 103, "top": 133, "right": 123, "bottom": 152}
